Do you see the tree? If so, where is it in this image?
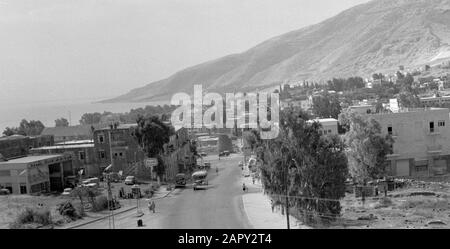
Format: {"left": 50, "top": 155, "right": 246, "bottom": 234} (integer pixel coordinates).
{"left": 398, "top": 91, "right": 422, "bottom": 108}
{"left": 259, "top": 107, "right": 348, "bottom": 224}
{"left": 133, "top": 115, "right": 174, "bottom": 178}
{"left": 312, "top": 93, "right": 341, "bottom": 119}
{"left": 55, "top": 118, "right": 69, "bottom": 127}
{"left": 342, "top": 112, "right": 393, "bottom": 184}
{"left": 79, "top": 112, "right": 103, "bottom": 125}
{"left": 18, "top": 119, "right": 45, "bottom": 136}
{"left": 4, "top": 119, "right": 45, "bottom": 136}
{"left": 2, "top": 127, "right": 22, "bottom": 136}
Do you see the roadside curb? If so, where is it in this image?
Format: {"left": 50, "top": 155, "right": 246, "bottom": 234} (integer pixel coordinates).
{"left": 65, "top": 187, "right": 177, "bottom": 229}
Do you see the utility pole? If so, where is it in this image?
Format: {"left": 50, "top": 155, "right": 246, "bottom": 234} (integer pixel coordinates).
{"left": 285, "top": 157, "right": 290, "bottom": 230}
{"left": 107, "top": 126, "right": 115, "bottom": 229}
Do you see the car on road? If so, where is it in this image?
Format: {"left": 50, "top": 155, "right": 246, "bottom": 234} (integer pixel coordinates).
{"left": 200, "top": 152, "right": 207, "bottom": 157}
{"left": 124, "top": 176, "right": 136, "bottom": 185}
{"left": 192, "top": 170, "right": 208, "bottom": 190}
{"left": 238, "top": 161, "right": 243, "bottom": 167}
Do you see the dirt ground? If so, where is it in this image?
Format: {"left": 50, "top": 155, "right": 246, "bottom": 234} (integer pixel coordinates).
{"left": 0, "top": 181, "right": 163, "bottom": 229}
{"left": 329, "top": 177, "right": 450, "bottom": 229}
{"left": 0, "top": 194, "right": 77, "bottom": 229}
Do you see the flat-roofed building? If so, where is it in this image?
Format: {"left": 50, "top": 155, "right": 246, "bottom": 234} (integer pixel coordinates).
{"left": 420, "top": 95, "right": 450, "bottom": 107}
{"left": 30, "top": 141, "right": 101, "bottom": 178}
{"left": 366, "top": 108, "right": 450, "bottom": 177}
{"left": 307, "top": 118, "right": 339, "bottom": 135}
{"left": 0, "top": 154, "right": 73, "bottom": 194}
{"left": 348, "top": 105, "right": 376, "bottom": 115}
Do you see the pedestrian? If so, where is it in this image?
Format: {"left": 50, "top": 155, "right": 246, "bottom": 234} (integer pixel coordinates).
{"left": 216, "top": 167, "right": 219, "bottom": 175}
{"left": 242, "top": 183, "right": 246, "bottom": 192}
{"left": 151, "top": 200, "right": 155, "bottom": 213}
{"left": 252, "top": 177, "right": 255, "bottom": 184}
{"left": 147, "top": 200, "right": 152, "bottom": 213}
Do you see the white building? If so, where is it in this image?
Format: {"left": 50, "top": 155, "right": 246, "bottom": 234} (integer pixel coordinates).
{"left": 367, "top": 108, "right": 450, "bottom": 177}
{"left": 308, "top": 118, "right": 339, "bottom": 135}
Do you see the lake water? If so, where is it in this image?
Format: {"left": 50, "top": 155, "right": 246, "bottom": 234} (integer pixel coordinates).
{"left": 0, "top": 98, "right": 169, "bottom": 132}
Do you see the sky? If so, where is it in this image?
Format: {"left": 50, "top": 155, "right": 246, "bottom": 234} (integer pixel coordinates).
{"left": 0, "top": 0, "right": 371, "bottom": 105}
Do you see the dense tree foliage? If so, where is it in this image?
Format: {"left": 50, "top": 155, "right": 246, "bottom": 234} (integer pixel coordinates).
{"left": 2, "top": 119, "right": 45, "bottom": 136}
{"left": 79, "top": 105, "right": 177, "bottom": 125}
{"left": 311, "top": 93, "right": 341, "bottom": 119}
{"left": 55, "top": 118, "right": 69, "bottom": 127}
{"left": 340, "top": 111, "right": 393, "bottom": 184}
{"left": 327, "top": 77, "right": 365, "bottom": 92}
{"left": 257, "top": 108, "right": 348, "bottom": 224}
{"left": 133, "top": 115, "right": 174, "bottom": 178}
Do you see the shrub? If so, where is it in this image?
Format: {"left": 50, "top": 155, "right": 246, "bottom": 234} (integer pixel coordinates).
{"left": 378, "top": 197, "right": 393, "bottom": 207}
{"left": 144, "top": 188, "right": 154, "bottom": 198}
{"left": 92, "top": 195, "right": 109, "bottom": 212}
{"left": 57, "top": 201, "right": 80, "bottom": 220}
{"left": 10, "top": 207, "right": 53, "bottom": 229}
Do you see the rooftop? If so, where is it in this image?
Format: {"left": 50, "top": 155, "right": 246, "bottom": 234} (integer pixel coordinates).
{"left": 95, "top": 123, "right": 137, "bottom": 131}
{"left": 31, "top": 144, "right": 94, "bottom": 150}
{"left": 0, "top": 154, "right": 66, "bottom": 164}
{"left": 55, "top": 140, "right": 93, "bottom": 145}
{"left": 41, "top": 125, "right": 98, "bottom": 137}
{"left": 307, "top": 118, "right": 338, "bottom": 124}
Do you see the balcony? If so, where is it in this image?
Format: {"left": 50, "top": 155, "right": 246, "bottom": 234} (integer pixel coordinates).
{"left": 427, "top": 145, "right": 442, "bottom": 154}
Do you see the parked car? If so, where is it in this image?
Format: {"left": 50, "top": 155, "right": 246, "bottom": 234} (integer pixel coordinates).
{"left": 82, "top": 177, "right": 100, "bottom": 187}
{"left": 238, "top": 161, "right": 243, "bottom": 167}
{"left": 200, "top": 152, "right": 207, "bottom": 157}
{"left": 125, "top": 176, "right": 136, "bottom": 185}
{"left": 175, "top": 173, "right": 187, "bottom": 188}
{"left": 0, "top": 188, "right": 10, "bottom": 195}
{"left": 62, "top": 188, "right": 72, "bottom": 196}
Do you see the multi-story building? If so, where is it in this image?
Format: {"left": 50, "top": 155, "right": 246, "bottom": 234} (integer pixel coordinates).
{"left": 93, "top": 124, "right": 145, "bottom": 174}
{"left": 0, "top": 154, "right": 74, "bottom": 194}
{"left": 41, "top": 125, "right": 97, "bottom": 143}
{"left": 420, "top": 95, "right": 450, "bottom": 107}
{"left": 162, "top": 128, "right": 195, "bottom": 181}
{"left": 30, "top": 140, "right": 102, "bottom": 178}
{"left": 366, "top": 108, "right": 450, "bottom": 177}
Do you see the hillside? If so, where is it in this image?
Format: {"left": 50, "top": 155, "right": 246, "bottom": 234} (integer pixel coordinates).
{"left": 104, "top": 0, "right": 450, "bottom": 103}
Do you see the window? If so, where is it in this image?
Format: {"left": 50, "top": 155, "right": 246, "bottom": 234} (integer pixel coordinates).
{"left": 388, "top": 126, "right": 393, "bottom": 135}
{"left": 98, "top": 150, "right": 106, "bottom": 160}
{"left": 416, "top": 165, "right": 428, "bottom": 172}
{"left": 328, "top": 129, "right": 332, "bottom": 134}
{"left": 98, "top": 134, "right": 105, "bottom": 144}
{"left": 20, "top": 184, "right": 27, "bottom": 194}
{"left": 430, "top": 122, "right": 435, "bottom": 133}
{"left": 0, "top": 170, "right": 10, "bottom": 177}
{"left": 438, "top": 120, "right": 445, "bottom": 127}
{"left": 79, "top": 151, "right": 86, "bottom": 160}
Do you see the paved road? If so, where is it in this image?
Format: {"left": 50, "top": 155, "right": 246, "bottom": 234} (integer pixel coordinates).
{"left": 76, "top": 154, "right": 252, "bottom": 229}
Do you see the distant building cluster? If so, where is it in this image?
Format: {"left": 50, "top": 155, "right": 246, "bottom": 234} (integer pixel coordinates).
{"left": 0, "top": 122, "right": 195, "bottom": 195}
